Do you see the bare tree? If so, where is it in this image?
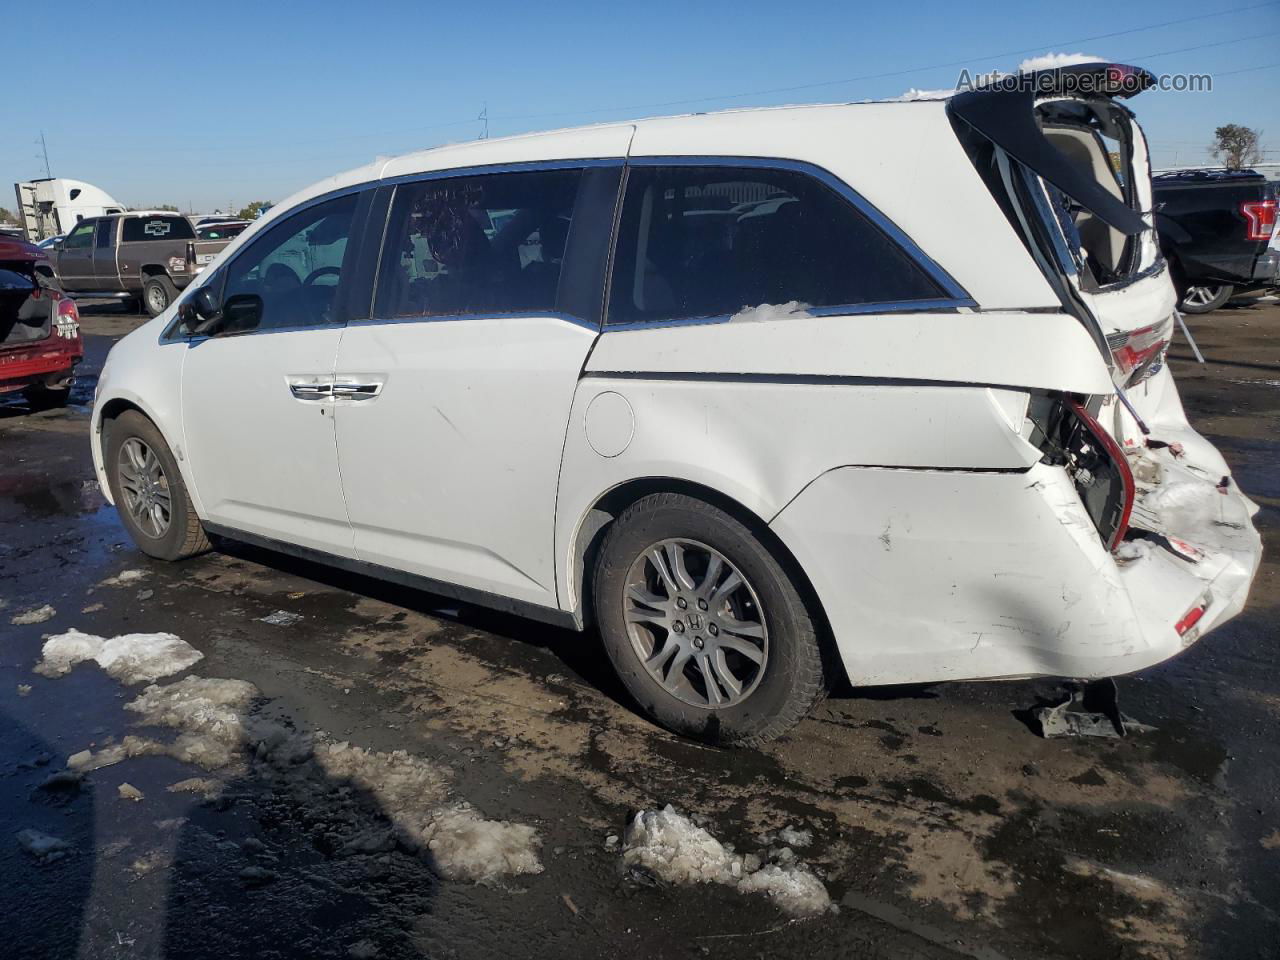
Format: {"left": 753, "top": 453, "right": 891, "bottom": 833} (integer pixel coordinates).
{"left": 1210, "top": 124, "right": 1264, "bottom": 170}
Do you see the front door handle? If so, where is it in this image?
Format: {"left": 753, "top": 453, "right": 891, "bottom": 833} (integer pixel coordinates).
{"left": 288, "top": 381, "right": 332, "bottom": 402}
{"left": 331, "top": 379, "right": 384, "bottom": 401}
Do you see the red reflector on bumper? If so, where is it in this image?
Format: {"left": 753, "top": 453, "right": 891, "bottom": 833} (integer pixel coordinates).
{"left": 1174, "top": 604, "right": 1205, "bottom": 636}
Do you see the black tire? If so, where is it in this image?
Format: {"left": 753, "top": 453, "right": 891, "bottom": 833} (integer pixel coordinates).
{"left": 1178, "top": 283, "right": 1234, "bottom": 314}
{"left": 142, "top": 275, "right": 178, "bottom": 317}
{"left": 593, "top": 493, "right": 828, "bottom": 746}
{"left": 104, "top": 410, "right": 210, "bottom": 561}
{"left": 23, "top": 383, "right": 70, "bottom": 411}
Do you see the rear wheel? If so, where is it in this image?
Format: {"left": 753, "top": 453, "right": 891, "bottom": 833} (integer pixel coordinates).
{"left": 142, "top": 275, "right": 178, "bottom": 317}
{"left": 1178, "top": 283, "right": 1233, "bottom": 314}
{"left": 593, "top": 493, "right": 828, "bottom": 745}
{"left": 104, "top": 410, "right": 210, "bottom": 560}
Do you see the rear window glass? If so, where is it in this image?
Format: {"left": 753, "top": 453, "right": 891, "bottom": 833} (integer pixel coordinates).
{"left": 122, "top": 216, "right": 195, "bottom": 242}
{"left": 607, "top": 165, "right": 944, "bottom": 325}
{"left": 375, "top": 168, "right": 584, "bottom": 319}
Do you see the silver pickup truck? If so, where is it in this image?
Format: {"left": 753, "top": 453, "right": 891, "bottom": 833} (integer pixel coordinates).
{"left": 50, "top": 212, "right": 231, "bottom": 316}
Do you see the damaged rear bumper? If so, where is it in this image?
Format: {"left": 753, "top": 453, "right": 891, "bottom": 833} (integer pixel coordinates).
{"left": 770, "top": 450, "right": 1261, "bottom": 687}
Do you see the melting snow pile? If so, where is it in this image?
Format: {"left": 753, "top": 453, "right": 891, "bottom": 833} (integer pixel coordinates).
{"left": 730, "top": 301, "right": 812, "bottom": 324}
{"left": 623, "top": 805, "right": 831, "bottom": 917}
{"left": 16, "top": 829, "right": 72, "bottom": 862}
{"left": 58, "top": 668, "right": 543, "bottom": 883}
{"left": 35, "top": 629, "right": 204, "bottom": 685}
{"left": 10, "top": 604, "right": 56, "bottom": 626}
{"left": 315, "top": 741, "right": 543, "bottom": 881}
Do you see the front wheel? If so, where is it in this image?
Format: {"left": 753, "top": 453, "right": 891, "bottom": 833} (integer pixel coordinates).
{"left": 104, "top": 410, "right": 210, "bottom": 560}
{"left": 1178, "top": 283, "right": 1234, "bottom": 314}
{"left": 593, "top": 493, "right": 828, "bottom": 745}
{"left": 142, "top": 275, "right": 178, "bottom": 317}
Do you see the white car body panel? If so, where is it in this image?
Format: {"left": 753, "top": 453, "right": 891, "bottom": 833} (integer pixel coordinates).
{"left": 180, "top": 329, "right": 354, "bottom": 556}
{"left": 333, "top": 316, "right": 597, "bottom": 606}
{"left": 584, "top": 310, "right": 1115, "bottom": 394}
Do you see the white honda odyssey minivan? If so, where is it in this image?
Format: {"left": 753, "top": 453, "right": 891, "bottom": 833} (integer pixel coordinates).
{"left": 92, "top": 63, "right": 1261, "bottom": 744}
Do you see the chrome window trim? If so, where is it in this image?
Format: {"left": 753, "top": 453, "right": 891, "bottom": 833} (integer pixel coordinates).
{"left": 350, "top": 311, "right": 600, "bottom": 332}
{"left": 621, "top": 155, "right": 972, "bottom": 304}
{"left": 602, "top": 298, "right": 973, "bottom": 332}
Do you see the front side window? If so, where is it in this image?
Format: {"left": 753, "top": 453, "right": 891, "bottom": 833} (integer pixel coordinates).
{"left": 62, "top": 221, "right": 95, "bottom": 250}
{"left": 375, "top": 167, "right": 584, "bottom": 319}
{"left": 121, "top": 216, "right": 196, "bottom": 243}
{"left": 219, "top": 193, "right": 358, "bottom": 334}
{"left": 607, "top": 165, "right": 945, "bottom": 325}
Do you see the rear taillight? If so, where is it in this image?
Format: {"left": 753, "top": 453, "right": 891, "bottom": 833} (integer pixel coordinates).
{"left": 1105, "top": 317, "right": 1173, "bottom": 388}
{"left": 54, "top": 295, "right": 80, "bottom": 339}
{"left": 1241, "top": 199, "right": 1276, "bottom": 242}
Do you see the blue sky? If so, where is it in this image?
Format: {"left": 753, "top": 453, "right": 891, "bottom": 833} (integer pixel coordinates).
{"left": 4, "top": 0, "right": 1277, "bottom": 213}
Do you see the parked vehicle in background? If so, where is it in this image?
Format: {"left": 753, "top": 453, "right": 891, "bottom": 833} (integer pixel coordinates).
{"left": 1152, "top": 169, "right": 1278, "bottom": 313}
{"left": 194, "top": 219, "right": 250, "bottom": 241}
{"left": 0, "top": 237, "right": 82, "bottom": 408}
{"left": 92, "top": 63, "right": 1261, "bottom": 744}
{"left": 36, "top": 235, "right": 65, "bottom": 251}
{"left": 51, "top": 212, "right": 233, "bottom": 317}
{"left": 13, "top": 178, "right": 124, "bottom": 242}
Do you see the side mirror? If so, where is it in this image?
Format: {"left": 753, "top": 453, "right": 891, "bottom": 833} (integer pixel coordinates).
{"left": 179, "top": 285, "right": 223, "bottom": 336}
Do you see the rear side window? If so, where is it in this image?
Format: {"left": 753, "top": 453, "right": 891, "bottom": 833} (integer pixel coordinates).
{"left": 121, "top": 216, "right": 196, "bottom": 243}
{"left": 607, "top": 165, "right": 945, "bottom": 325}
{"left": 375, "top": 168, "right": 583, "bottom": 319}
{"left": 95, "top": 220, "right": 113, "bottom": 248}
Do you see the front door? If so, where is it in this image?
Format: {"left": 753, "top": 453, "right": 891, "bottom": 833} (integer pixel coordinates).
{"left": 180, "top": 192, "right": 362, "bottom": 555}
{"left": 92, "top": 218, "right": 121, "bottom": 291}
{"left": 333, "top": 164, "right": 621, "bottom": 608}
{"left": 55, "top": 219, "right": 96, "bottom": 292}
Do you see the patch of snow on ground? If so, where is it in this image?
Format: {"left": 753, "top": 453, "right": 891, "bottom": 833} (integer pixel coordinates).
{"left": 16, "top": 828, "right": 72, "bottom": 861}
{"left": 1017, "top": 52, "right": 1104, "bottom": 73}
{"left": 623, "top": 805, "right": 832, "bottom": 916}
{"left": 315, "top": 741, "right": 543, "bottom": 881}
{"left": 125, "top": 676, "right": 259, "bottom": 769}
{"left": 10, "top": 604, "right": 56, "bottom": 626}
{"left": 730, "top": 301, "right": 812, "bottom": 324}
{"left": 98, "top": 569, "right": 148, "bottom": 587}
{"left": 35, "top": 629, "right": 204, "bottom": 685}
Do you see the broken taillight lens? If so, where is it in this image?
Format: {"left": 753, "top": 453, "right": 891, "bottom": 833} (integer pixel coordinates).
{"left": 1241, "top": 199, "right": 1276, "bottom": 242}
{"left": 1028, "top": 394, "right": 1135, "bottom": 552}
{"left": 1105, "top": 317, "right": 1172, "bottom": 388}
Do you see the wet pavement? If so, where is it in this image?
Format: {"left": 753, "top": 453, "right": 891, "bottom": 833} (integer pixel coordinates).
{"left": 2, "top": 301, "right": 1278, "bottom": 960}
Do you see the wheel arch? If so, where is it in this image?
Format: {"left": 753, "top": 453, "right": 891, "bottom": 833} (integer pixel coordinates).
{"left": 566, "top": 477, "right": 834, "bottom": 657}
{"left": 93, "top": 394, "right": 201, "bottom": 515}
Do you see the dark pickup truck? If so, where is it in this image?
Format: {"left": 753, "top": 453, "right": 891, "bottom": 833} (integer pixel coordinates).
{"left": 1153, "top": 169, "right": 1278, "bottom": 313}
{"left": 48, "top": 212, "right": 232, "bottom": 317}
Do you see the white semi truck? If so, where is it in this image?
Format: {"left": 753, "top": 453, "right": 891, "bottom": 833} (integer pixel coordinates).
{"left": 14, "top": 178, "right": 125, "bottom": 242}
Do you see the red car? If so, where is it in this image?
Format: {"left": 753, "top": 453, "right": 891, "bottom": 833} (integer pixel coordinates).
{"left": 0, "top": 237, "right": 82, "bottom": 409}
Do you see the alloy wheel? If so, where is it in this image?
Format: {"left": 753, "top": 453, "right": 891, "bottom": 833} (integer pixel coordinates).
{"left": 623, "top": 538, "right": 768, "bottom": 708}
{"left": 117, "top": 437, "right": 172, "bottom": 538}
{"left": 1182, "top": 285, "right": 1226, "bottom": 308}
